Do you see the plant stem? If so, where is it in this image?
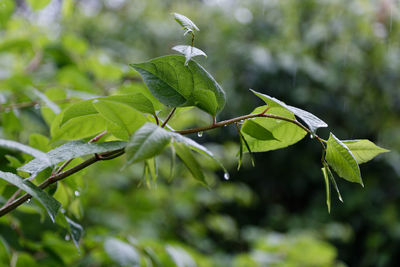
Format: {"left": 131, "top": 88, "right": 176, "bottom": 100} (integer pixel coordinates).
{"left": 0, "top": 110, "right": 327, "bottom": 217}
{"left": 0, "top": 149, "right": 123, "bottom": 217}
{"left": 161, "top": 108, "right": 176, "bottom": 128}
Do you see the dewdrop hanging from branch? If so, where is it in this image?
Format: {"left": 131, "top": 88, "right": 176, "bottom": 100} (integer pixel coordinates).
{"left": 172, "top": 13, "right": 207, "bottom": 66}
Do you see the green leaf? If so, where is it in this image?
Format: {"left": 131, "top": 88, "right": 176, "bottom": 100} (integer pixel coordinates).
{"left": 170, "top": 131, "right": 228, "bottom": 174}
{"left": 27, "top": 0, "right": 51, "bottom": 10}
{"left": 126, "top": 123, "right": 227, "bottom": 175}
{"left": 61, "top": 93, "right": 154, "bottom": 127}
{"left": 172, "top": 45, "right": 207, "bottom": 66}
{"left": 92, "top": 100, "right": 148, "bottom": 140}
{"left": 173, "top": 13, "right": 199, "bottom": 35}
{"left": 0, "top": 171, "right": 61, "bottom": 222}
{"left": 325, "top": 133, "right": 363, "bottom": 185}
{"left": 241, "top": 119, "right": 277, "bottom": 140}
{"left": 323, "top": 162, "right": 343, "bottom": 202}
{"left": 174, "top": 142, "right": 206, "bottom": 184}
{"left": 125, "top": 124, "right": 172, "bottom": 165}
{"left": 130, "top": 55, "right": 226, "bottom": 116}
{"left": 250, "top": 89, "right": 327, "bottom": 134}
{"left": 321, "top": 167, "right": 331, "bottom": 213}
{"left": 101, "top": 93, "right": 155, "bottom": 115}
{"left": 342, "top": 139, "right": 389, "bottom": 164}
{"left": 104, "top": 238, "right": 140, "bottom": 267}
{"left": 241, "top": 106, "right": 307, "bottom": 152}
{"left": 61, "top": 100, "right": 98, "bottom": 126}
{"left": 56, "top": 213, "right": 84, "bottom": 251}
{"left": 18, "top": 141, "right": 126, "bottom": 174}
{"left": 52, "top": 113, "right": 107, "bottom": 141}
{"left": 65, "top": 216, "right": 84, "bottom": 250}
{"left": 0, "top": 139, "right": 50, "bottom": 164}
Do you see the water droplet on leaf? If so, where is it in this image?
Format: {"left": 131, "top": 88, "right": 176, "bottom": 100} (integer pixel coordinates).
{"left": 27, "top": 199, "right": 31, "bottom": 203}
{"left": 65, "top": 234, "right": 70, "bottom": 241}
{"left": 34, "top": 104, "right": 40, "bottom": 110}
{"left": 197, "top": 131, "right": 203, "bottom": 137}
{"left": 74, "top": 190, "right": 80, "bottom": 197}
{"left": 224, "top": 173, "right": 230, "bottom": 180}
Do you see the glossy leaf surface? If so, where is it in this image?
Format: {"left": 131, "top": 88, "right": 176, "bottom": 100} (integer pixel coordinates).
{"left": 326, "top": 133, "right": 363, "bottom": 185}
{"left": 251, "top": 89, "right": 327, "bottom": 134}
{"left": 241, "top": 106, "right": 307, "bottom": 152}
{"left": 342, "top": 139, "right": 389, "bottom": 164}
{"left": 130, "top": 55, "right": 226, "bottom": 116}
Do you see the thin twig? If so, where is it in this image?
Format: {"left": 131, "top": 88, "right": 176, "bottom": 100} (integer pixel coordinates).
{"left": 161, "top": 108, "right": 176, "bottom": 128}
{"left": 89, "top": 130, "right": 107, "bottom": 143}
{"left": 0, "top": 149, "right": 124, "bottom": 217}
{"left": 0, "top": 109, "right": 327, "bottom": 217}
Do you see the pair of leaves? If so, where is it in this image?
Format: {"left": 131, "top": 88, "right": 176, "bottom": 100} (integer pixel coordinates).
{"left": 130, "top": 55, "right": 226, "bottom": 116}
{"left": 239, "top": 90, "right": 328, "bottom": 153}
{"left": 241, "top": 106, "right": 307, "bottom": 152}
{"left": 325, "top": 133, "right": 389, "bottom": 186}
{"left": 250, "top": 89, "right": 328, "bottom": 135}
{"left": 125, "top": 123, "right": 226, "bottom": 184}
{"left": 52, "top": 93, "right": 154, "bottom": 140}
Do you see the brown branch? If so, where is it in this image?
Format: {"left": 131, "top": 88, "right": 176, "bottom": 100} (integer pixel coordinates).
{"left": 0, "top": 110, "right": 326, "bottom": 217}
{"left": 0, "top": 149, "right": 124, "bottom": 217}
{"left": 161, "top": 108, "right": 176, "bottom": 128}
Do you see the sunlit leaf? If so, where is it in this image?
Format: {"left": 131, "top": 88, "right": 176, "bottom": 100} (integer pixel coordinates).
{"left": 130, "top": 55, "right": 226, "bottom": 116}
{"left": 323, "top": 162, "right": 343, "bottom": 202}
{"left": 93, "top": 100, "right": 148, "bottom": 140}
{"left": 321, "top": 167, "right": 331, "bottom": 213}
{"left": 0, "top": 171, "right": 61, "bottom": 222}
{"left": 172, "top": 45, "right": 207, "bottom": 66}
{"left": 325, "top": 133, "right": 363, "bottom": 185}
{"left": 52, "top": 113, "right": 107, "bottom": 141}
{"left": 342, "top": 139, "right": 389, "bottom": 164}
{"left": 241, "top": 119, "right": 277, "bottom": 140}
{"left": 250, "top": 89, "right": 327, "bottom": 134}
{"left": 61, "top": 93, "right": 155, "bottom": 126}
{"left": 61, "top": 100, "right": 98, "bottom": 126}
{"left": 241, "top": 106, "right": 307, "bottom": 152}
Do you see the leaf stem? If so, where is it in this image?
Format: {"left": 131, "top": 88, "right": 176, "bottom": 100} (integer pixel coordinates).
{"left": 161, "top": 108, "right": 176, "bottom": 128}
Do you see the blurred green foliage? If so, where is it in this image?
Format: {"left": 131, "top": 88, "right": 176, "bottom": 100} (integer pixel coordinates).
{"left": 0, "top": 0, "right": 398, "bottom": 266}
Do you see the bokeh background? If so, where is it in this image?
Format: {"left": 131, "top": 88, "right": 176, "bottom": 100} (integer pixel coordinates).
{"left": 0, "top": 0, "right": 399, "bottom": 266}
